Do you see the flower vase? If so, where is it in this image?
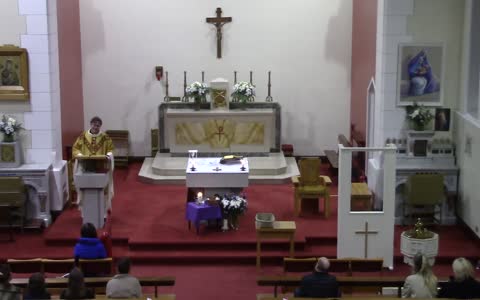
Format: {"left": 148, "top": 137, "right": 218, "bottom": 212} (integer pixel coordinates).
{"left": 229, "top": 214, "right": 239, "bottom": 230}
{"left": 2, "top": 134, "right": 14, "bottom": 143}
{"left": 193, "top": 97, "right": 202, "bottom": 111}
{"left": 221, "top": 218, "right": 229, "bottom": 232}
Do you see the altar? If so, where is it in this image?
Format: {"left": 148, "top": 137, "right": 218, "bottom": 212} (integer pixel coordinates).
{"left": 186, "top": 157, "right": 249, "bottom": 198}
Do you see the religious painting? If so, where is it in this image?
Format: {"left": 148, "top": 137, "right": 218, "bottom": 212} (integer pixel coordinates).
{"left": 211, "top": 89, "right": 229, "bottom": 110}
{"left": 0, "top": 46, "right": 30, "bottom": 100}
{"left": 434, "top": 108, "right": 450, "bottom": 131}
{"left": 397, "top": 43, "right": 445, "bottom": 107}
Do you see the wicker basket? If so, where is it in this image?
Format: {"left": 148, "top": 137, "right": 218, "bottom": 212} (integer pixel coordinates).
{"left": 255, "top": 213, "right": 275, "bottom": 228}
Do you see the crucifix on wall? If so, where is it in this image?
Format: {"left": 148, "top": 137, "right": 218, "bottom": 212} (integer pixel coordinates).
{"left": 355, "top": 221, "right": 378, "bottom": 258}
{"left": 206, "top": 7, "right": 232, "bottom": 59}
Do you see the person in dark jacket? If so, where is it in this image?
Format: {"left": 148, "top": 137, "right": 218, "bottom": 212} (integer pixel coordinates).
{"left": 294, "top": 257, "right": 340, "bottom": 298}
{"left": 438, "top": 257, "right": 480, "bottom": 299}
{"left": 60, "top": 267, "right": 95, "bottom": 299}
{"left": 23, "top": 273, "right": 51, "bottom": 300}
{"left": 0, "top": 264, "right": 21, "bottom": 300}
{"left": 74, "top": 222, "right": 107, "bottom": 259}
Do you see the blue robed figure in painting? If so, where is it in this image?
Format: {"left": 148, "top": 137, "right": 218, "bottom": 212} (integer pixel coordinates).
{"left": 407, "top": 49, "right": 440, "bottom": 96}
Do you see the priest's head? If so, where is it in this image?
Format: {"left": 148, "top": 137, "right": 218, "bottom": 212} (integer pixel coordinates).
{"left": 89, "top": 116, "right": 103, "bottom": 135}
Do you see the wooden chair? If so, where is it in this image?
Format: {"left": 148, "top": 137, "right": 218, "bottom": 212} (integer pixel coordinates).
{"left": 292, "top": 158, "right": 330, "bottom": 217}
{"left": 106, "top": 130, "right": 129, "bottom": 168}
{"left": 0, "top": 176, "right": 26, "bottom": 238}
{"left": 151, "top": 128, "right": 159, "bottom": 157}
{"left": 403, "top": 173, "right": 444, "bottom": 225}
{"left": 78, "top": 257, "right": 114, "bottom": 276}
{"left": 7, "top": 258, "right": 44, "bottom": 274}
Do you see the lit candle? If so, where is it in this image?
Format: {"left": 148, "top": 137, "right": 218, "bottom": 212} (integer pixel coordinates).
{"left": 197, "top": 192, "right": 203, "bottom": 200}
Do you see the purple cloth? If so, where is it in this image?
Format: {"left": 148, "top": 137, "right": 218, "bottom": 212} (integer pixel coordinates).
{"left": 185, "top": 202, "right": 222, "bottom": 229}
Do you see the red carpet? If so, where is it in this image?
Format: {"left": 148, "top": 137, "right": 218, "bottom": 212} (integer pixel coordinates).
{"left": 1, "top": 162, "right": 480, "bottom": 300}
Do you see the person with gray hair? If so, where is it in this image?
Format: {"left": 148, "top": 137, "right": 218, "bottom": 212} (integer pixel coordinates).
{"left": 402, "top": 253, "right": 437, "bottom": 298}
{"left": 294, "top": 257, "right": 340, "bottom": 298}
{"left": 438, "top": 257, "right": 480, "bottom": 299}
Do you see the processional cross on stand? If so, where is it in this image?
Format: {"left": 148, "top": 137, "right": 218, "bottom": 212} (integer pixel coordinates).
{"left": 355, "top": 221, "right": 378, "bottom": 258}
{"left": 206, "top": 7, "right": 232, "bottom": 58}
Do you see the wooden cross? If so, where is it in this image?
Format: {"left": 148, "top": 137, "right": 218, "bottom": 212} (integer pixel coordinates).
{"left": 355, "top": 221, "right": 378, "bottom": 258}
{"left": 206, "top": 7, "right": 232, "bottom": 59}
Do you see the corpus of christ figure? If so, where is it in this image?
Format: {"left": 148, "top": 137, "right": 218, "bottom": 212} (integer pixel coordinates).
{"left": 206, "top": 7, "right": 232, "bottom": 59}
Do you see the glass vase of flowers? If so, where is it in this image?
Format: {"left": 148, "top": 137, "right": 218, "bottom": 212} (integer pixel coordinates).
{"left": 220, "top": 194, "right": 248, "bottom": 230}
{"left": 186, "top": 81, "right": 209, "bottom": 110}
{"left": 0, "top": 115, "right": 23, "bottom": 142}
{"left": 406, "top": 102, "right": 433, "bottom": 131}
{"left": 231, "top": 81, "right": 255, "bottom": 109}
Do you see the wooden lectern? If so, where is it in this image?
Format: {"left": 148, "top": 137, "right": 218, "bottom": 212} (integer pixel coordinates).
{"left": 74, "top": 155, "right": 111, "bottom": 228}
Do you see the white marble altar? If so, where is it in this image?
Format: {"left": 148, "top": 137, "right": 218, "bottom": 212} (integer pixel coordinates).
{"left": 186, "top": 157, "right": 249, "bottom": 188}
{"left": 165, "top": 108, "right": 275, "bottom": 154}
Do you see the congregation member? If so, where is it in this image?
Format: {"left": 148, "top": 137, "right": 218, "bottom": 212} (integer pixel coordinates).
{"left": 402, "top": 253, "right": 437, "bottom": 298}
{"left": 74, "top": 222, "right": 107, "bottom": 259}
{"left": 294, "top": 257, "right": 340, "bottom": 298}
{"left": 23, "top": 273, "right": 51, "bottom": 300}
{"left": 0, "top": 264, "right": 21, "bottom": 300}
{"left": 438, "top": 257, "right": 480, "bottom": 299}
{"left": 60, "top": 267, "right": 95, "bottom": 299}
{"left": 106, "top": 257, "right": 142, "bottom": 298}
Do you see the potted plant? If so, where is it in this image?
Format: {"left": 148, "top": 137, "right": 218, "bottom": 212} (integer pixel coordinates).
{"left": 220, "top": 194, "right": 248, "bottom": 230}
{"left": 186, "top": 81, "right": 209, "bottom": 110}
{"left": 406, "top": 102, "right": 433, "bottom": 131}
{"left": 0, "top": 115, "right": 23, "bottom": 142}
{"left": 231, "top": 81, "right": 255, "bottom": 109}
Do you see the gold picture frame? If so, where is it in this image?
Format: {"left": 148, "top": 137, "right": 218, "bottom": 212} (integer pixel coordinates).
{"left": 0, "top": 45, "right": 30, "bottom": 100}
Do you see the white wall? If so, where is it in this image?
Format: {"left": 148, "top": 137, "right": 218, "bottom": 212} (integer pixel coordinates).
{"left": 0, "top": 0, "right": 62, "bottom": 164}
{"left": 79, "top": 0, "right": 353, "bottom": 156}
{"left": 378, "top": 0, "right": 464, "bottom": 143}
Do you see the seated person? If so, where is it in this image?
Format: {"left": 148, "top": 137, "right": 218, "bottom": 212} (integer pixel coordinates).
{"left": 60, "top": 268, "right": 95, "bottom": 299}
{"left": 23, "top": 273, "right": 51, "bottom": 300}
{"left": 402, "top": 253, "right": 437, "bottom": 298}
{"left": 0, "top": 264, "right": 21, "bottom": 300}
{"left": 438, "top": 257, "right": 480, "bottom": 299}
{"left": 294, "top": 257, "right": 340, "bottom": 298}
{"left": 106, "top": 257, "right": 142, "bottom": 298}
{"left": 74, "top": 222, "right": 107, "bottom": 259}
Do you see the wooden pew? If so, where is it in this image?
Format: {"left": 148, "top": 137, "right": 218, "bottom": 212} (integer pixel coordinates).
{"left": 257, "top": 275, "right": 451, "bottom": 298}
{"left": 11, "top": 276, "right": 175, "bottom": 297}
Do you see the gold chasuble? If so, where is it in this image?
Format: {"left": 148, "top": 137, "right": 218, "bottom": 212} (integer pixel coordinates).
{"left": 73, "top": 131, "right": 114, "bottom": 157}
{"left": 72, "top": 131, "right": 115, "bottom": 213}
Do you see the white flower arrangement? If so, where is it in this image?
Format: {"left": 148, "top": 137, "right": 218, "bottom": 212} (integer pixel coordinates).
{"left": 220, "top": 194, "right": 248, "bottom": 216}
{"left": 0, "top": 115, "right": 23, "bottom": 139}
{"left": 186, "top": 81, "right": 209, "bottom": 101}
{"left": 232, "top": 81, "right": 255, "bottom": 103}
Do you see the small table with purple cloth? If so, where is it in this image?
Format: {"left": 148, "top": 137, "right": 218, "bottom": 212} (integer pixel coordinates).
{"left": 185, "top": 202, "right": 222, "bottom": 234}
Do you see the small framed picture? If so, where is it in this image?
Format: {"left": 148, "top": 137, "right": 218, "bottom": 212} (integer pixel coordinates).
{"left": 210, "top": 88, "right": 229, "bottom": 110}
{"left": 0, "top": 45, "right": 30, "bottom": 100}
{"left": 434, "top": 108, "right": 450, "bottom": 131}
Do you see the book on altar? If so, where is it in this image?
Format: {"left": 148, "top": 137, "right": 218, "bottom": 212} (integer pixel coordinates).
{"left": 75, "top": 155, "right": 109, "bottom": 173}
{"left": 220, "top": 155, "right": 244, "bottom": 164}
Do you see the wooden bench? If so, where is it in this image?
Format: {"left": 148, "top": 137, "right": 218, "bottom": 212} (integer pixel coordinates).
{"left": 281, "top": 257, "right": 383, "bottom": 294}
{"left": 8, "top": 257, "right": 114, "bottom": 276}
{"left": 11, "top": 276, "right": 176, "bottom": 297}
{"left": 257, "top": 275, "right": 452, "bottom": 298}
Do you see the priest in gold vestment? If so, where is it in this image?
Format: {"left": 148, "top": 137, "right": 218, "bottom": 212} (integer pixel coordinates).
{"left": 73, "top": 116, "right": 115, "bottom": 214}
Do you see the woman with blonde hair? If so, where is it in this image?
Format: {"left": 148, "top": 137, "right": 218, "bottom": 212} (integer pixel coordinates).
{"left": 438, "top": 257, "right": 480, "bottom": 299}
{"left": 402, "top": 253, "right": 437, "bottom": 298}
